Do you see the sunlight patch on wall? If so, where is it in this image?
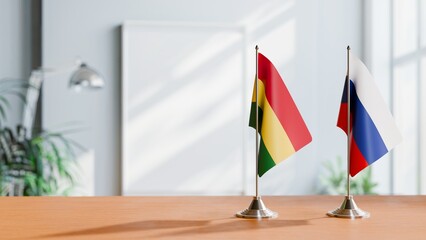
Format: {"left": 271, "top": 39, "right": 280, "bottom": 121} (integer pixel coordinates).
{"left": 123, "top": 24, "right": 246, "bottom": 195}
{"left": 393, "top": 62, "right": 418, "bottom": 194}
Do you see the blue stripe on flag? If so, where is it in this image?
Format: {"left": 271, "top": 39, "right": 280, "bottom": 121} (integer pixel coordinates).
{"left": 350, "top": 80, "right": 389, "bottom": 164}
{"left": 340, "top": 77, "right": 355, "bottom": 104}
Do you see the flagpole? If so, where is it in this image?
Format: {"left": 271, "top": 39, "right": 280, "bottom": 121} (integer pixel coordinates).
{"left": 255, "top": 45, "right": 259, "bottom": 198}
{"left": 346, "top": 45, "right": 351, "bottom": 198}
{"left": 326, "top": 46, "right": 369, "bottom": 219}
{"left": 236, "top": 45, "right": 277, "bottom": 219}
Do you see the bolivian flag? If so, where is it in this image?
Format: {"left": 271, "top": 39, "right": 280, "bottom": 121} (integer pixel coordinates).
{"left": 249, "top": 53, "right": 312, "bottom": 176}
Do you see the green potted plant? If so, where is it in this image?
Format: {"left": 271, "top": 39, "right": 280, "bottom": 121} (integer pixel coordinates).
{"left": 0, "top": 78, "right": 80, "bottom": 196}
{"left": 318, "top": 156, "right": 378, "bottom": 195}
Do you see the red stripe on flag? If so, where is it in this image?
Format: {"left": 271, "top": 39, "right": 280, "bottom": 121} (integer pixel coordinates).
{"left": 337, "top": 101, "right": 354, "bottom": 135}
{"left": 350, "top": 137, "right": 369, "bottom": 176}
{"left": 337, "top": 103, "right": 348, "bottom": 134}
{"left": 257, "top": 53, "right": 311, "bottom": 150}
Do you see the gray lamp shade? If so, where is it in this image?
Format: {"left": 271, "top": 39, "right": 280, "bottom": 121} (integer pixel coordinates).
{"left": 69, "top": 63, "right": 104, "bottom": 90}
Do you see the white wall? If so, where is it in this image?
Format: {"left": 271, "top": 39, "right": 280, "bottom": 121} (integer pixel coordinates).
{"left": 365, "top": 0, "right": 426, "bottom": 195}
{"left": 0, "top": 0, "right": 32, "bottom": 127}
{"left": 42, "top": 0, "right": 363, "bottom": 195}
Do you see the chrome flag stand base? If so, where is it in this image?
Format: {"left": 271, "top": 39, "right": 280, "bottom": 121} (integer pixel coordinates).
{"left": 327, "top": 195, "right": 370, "bottom": 219}
{"left": 236, "top": 196, "right": 278, "bottom": 219}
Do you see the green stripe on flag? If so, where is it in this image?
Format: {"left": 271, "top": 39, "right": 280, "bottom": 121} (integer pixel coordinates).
{"left": 249, "top": 102, "right": 276, "bottom": 176}
{"left": 258, "top": 139, "right": 276, "bottom": 177}
{"left": 249, "top": 102, "right": 263, "bottom": 133}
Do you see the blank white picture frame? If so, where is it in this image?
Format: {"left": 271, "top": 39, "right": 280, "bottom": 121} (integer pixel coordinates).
{"left": 121, "top": 21, "right": 248, "bottom": 195}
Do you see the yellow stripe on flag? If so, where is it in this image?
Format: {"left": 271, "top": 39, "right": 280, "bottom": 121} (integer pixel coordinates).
{"left": 252, "top": 79, "right": 296, "bottom": 163}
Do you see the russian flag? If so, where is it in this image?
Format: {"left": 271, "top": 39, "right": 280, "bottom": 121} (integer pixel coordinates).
{"left": 337, "top": 54, "right": 402, "bottom": 177}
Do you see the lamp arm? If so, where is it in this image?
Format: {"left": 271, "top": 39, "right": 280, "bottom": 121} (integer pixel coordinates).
{"left": 21, "top": 72, "right": 43, "bottom": 137}
{"left": 22, "top": 59, "right": 103, "bottom": 136}
{"left": 21, "top": 59, "right": 82, "bottom": 137}
{"left": 34, "top": 59, "right": 82, "bottom": 76}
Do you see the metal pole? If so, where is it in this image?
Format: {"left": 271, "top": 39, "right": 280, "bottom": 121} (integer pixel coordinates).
{"left": 236, "top": 45, "right": 278, "bottom": 218}
{"left": 326, "top": 46, "right": 369, "bottom": 218}
{"left": 346, "top": 45, "right": 351, "bottom": 197}
{"left": 255, "top": 45, "right": 259, "bottom": 198}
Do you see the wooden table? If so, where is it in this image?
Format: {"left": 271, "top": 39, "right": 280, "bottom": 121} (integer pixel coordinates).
{"left": 0, "top": 196, "right": 425, "bottom": 239}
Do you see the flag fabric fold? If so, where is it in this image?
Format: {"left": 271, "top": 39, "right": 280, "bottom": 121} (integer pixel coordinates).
{"left": 337, "top": 54, "right": 402, "bottom": 177}
{"left": 249, "top": 53, "right": 312, "bottom": 177}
